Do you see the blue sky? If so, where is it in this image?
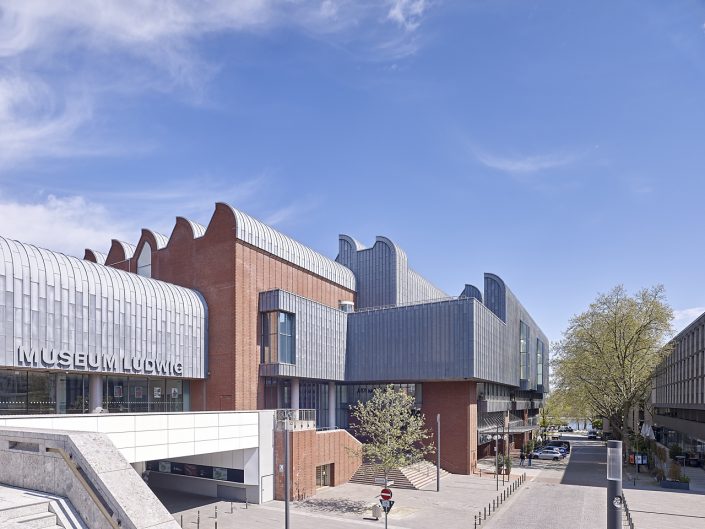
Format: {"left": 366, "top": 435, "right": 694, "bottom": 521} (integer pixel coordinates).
{"left": 1, "top": 0, "right": 705, "bottom": 344}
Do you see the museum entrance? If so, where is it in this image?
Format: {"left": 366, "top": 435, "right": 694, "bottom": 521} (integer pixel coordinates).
{"left": 316, "top": 464, "right": 331, "bottom": 488}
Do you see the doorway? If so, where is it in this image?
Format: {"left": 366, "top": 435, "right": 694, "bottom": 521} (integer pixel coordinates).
{"left": 316, "top": 464, "right": 331, "bottom": 488}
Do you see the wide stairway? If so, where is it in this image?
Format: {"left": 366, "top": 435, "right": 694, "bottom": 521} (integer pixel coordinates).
{"left": 0, "top": 485, "right": 83, "bottom": 529}
{"left": 351, "top": 461, "right": 450, "bottom": 490}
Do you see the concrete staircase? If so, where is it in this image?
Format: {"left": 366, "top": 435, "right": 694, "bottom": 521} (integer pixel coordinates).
{"left": 0, "top": 498, "right": 64, "bottom": 528}
{"left": 351, "top": 461, "right": 450, "bottom": 490}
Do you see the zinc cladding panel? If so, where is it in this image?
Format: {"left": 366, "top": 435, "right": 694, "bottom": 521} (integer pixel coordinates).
{"left": 0, "top": 236, "right": 206, "bottom": 378}
{"left": 345, "top": 298, "right": 474, "bottom": 382}
{"left": 473, "top": 300, "right": 514, "bottom": 386}
{"left": 258, "top": 290, "right": 346, "bottom": 381}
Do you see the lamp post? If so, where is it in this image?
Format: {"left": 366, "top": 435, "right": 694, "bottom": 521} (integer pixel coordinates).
{"left": 607, "top": 440, "right": 623, "bottom": 529}
{"left": 284, "top": 412, "right": 291, "bottom": 529}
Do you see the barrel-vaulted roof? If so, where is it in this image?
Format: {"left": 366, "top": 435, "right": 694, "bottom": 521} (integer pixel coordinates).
{"left": 221, "top": 203, "right": 355, "bottom": 291}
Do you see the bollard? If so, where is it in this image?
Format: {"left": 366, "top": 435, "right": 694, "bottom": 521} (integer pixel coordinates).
{"left": 215, "top": 505, "right": 218, "bottom": 521}
{"left": 484, "top": 506, "right": 486, "bottom": 520}
{"left": 215, "top": 521, "right": 218, "bottom": 529}
{"left": 230, "top": 502, "right": 233, "bottom": 514}
{"left": 180, "top": 514, "right": 183, "bottom": 527}
{"left": 479, "top": 510, "right": 482, "bottom": 525}
{"left": 474, "top": 514, "right": 477, "bottom": 529}
{"left": 197, "top": 510, "right": 200, "bottom": 529}
{"left": 493, "top": 499, "right": 495, "bottom": 511}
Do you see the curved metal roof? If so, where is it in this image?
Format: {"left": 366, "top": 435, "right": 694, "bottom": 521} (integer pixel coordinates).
{"left": 144, "top": 229, "right": 170, "bottom": 249}
{"left": 84, "top": 249, "right": 107, "bottom": 265}
{"left": 223, "top": 204, "right": 355, "bottom": 290}
{"left": 178, "top": 217, "right": 207, "bottom": 239}
{"left": 113, "top": 240, "right": 137, "bottom": 259}
{"left": 0, "top": 235, "right": 207, "bottom": 378}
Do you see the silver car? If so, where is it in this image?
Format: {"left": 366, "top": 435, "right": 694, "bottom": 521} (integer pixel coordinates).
{"left": 531, "top": 448, "right": 565, "bottom": 461}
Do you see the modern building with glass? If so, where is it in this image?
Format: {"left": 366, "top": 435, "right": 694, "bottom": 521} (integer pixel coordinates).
{"left": 652, "top": 311, "right": 705, "bottom": 465}
{"left": 0, "top": 202, "right": 549, "bottom": 500}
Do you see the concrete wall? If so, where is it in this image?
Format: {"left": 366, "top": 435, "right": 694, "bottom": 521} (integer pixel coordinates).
{"left": 0, "top": 427, "right": 179, "bottom": 529}
{"left": 0, "top": 410, "right": 275, "bottom": 503}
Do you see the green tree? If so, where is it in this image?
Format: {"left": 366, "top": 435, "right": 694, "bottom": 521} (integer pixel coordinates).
{"left": 552, "top": 285, "right": 672, "bottom": 440}
{"left": 349, "top": 385, "right": 435, "bottom": 483}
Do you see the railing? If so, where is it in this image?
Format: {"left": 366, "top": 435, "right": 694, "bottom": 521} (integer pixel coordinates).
{"left": 46, "top": 447, "right": 121, "bottom": 529}
{"left": 275, "top": 408, "right": 316, "bottom": 423}
{"left": 353, "top": 295, "right": 464, "bottom": 313}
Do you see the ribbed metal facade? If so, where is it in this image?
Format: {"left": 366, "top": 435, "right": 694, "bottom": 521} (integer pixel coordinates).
{"left": 0, "top": 236, "right": 207, "bottom": 378}
{"left": 346, "top": 298, "right": 474, "bottom": 382}
{"left": 258, "top": 289, "right": 347, "bottom": 381}
{"left": 336, "top": 234, "right": 447, "bottom": 309}
{"left": 224, "top": 204, "right": 356, "bottom": 290}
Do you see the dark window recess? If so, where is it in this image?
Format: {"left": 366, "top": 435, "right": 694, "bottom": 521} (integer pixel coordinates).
{"left": 147, "top": 460, "right": 244, "bottom": 483}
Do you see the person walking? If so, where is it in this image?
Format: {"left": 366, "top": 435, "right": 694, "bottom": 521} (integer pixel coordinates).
{"left": 527, "top": 452, "right": 532, "bottom": 467}
{"left": 519, "top": 451, "right": 526, "bottom": 467}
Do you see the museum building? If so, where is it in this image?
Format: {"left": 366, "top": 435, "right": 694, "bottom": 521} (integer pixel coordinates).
{"left": 0, "top": 202, "right": 549, "bottom": 500}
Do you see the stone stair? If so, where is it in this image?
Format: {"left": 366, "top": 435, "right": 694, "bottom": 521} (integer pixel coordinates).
{"left": 0, "top": 498, "right": 63, "bottom": 528}
{"left": 351, "top": 461, "right": 450, "bottom": 490}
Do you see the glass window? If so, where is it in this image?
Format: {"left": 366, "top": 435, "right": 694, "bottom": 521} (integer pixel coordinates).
{"left": 105, "top": 376, "right": 129, "bottom": 413}
{"left": 520, "top": 321, "right": 529, "bottom": 380}
{"left": 165, "top": 379, "right": 183, "bottom": 412}
{"left": 129, "top": 377, "right": 149, "bottom": 413}
{"left": 537, "top": 339, "right": 544, "bottom": 386}
{"left": 63, "top": 374, "right": 87, "bottom": 414}
{"left": 28, "top": 372, "right": 57, "bottom": 414}
{"left": 149, "top": 379, "right": 166, "bottom": 412}
{"left": 0, "top": 370, "right": 28, "bottom": 414}
{"left": 261, "top": 311, "right": 295, "bottom": 364}
{"left": 137, "top": 241, "right": 152, "bottom": 278}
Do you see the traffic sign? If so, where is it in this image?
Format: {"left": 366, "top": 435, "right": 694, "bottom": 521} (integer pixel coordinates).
{"left": 380, "top": 499, "right": 395, "bottom": 513}
{"left": 380, "top": 488, "right": 392, "bottom": 500}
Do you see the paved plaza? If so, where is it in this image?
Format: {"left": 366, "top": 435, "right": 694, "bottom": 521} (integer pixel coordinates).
{"left": 152, "top": 433, "right": 705, "bottom": 529}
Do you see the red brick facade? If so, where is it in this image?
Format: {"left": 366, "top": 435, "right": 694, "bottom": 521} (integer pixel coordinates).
{"left": 98, "top": 203, "right": 354, "bottom": 412}
{"left": 421, "top": 381, "right": 478, "bottom": 474}
{"left": 274, "top": 428, "right": 362, "bottom": 500}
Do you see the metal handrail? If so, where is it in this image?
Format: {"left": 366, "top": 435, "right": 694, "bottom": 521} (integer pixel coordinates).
{"left": 46, "top": 447, "right": 120, "bottom": 529}
{"left": 275, "top": 409, "right": 316, "bottom": 422}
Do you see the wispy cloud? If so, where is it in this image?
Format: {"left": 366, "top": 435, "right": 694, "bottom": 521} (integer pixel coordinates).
{"left": 473, "top": 148, "right": 580, "bottom": 174}
{"left": 0, "top": 0, "right": 435, "bottom": 172}
{"left": 0, "top": 193, "right": 131, "bottom": 258}
{"left": 673, "top": 307, "right": 705, "bottom": 333}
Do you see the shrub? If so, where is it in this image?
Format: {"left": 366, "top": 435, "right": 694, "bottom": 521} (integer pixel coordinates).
{"left": 669, "top": 444, "right": 683, "bottom": 460}
{"left": 668, "top": 463, "right": 682, "bottom": 481}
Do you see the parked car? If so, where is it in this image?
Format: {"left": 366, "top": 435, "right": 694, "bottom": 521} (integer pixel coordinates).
{"left": 546, "top": 440, "right": 571, "bottom": 454}
{"left": 531, "top": 448, "right": 565, "bottom": 461}
{"left": 587, "top": 430, "right": 598, "bottom": 440}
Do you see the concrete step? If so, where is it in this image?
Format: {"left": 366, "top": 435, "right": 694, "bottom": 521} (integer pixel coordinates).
{"left": 351, "top": 461, "right": 450, "bottom": 490}
{"left": 8, "top": 511, "right": 58, "bottom": 528}
{"left": 0, "top": 501, "right": 52, "bottom": 523}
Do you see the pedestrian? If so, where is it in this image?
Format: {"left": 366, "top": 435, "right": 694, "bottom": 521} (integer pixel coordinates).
{"left": 527, "top": 452, "right": 532, "bottom": 467}
{"left": 519, "top": 451, "right": 525, "bottom": 467}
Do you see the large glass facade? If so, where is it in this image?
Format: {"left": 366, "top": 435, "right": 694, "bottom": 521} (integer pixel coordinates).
{"left": 536, "top": 338, "right": 545, "bottom": 386}
{"left": 520, "top": 321, "right": 529, "bottom": 380}
{"left": 261, "top": 311, "right": 296, "bottom": 364}
{"left": 0, "top": 369, "right": 190, "bottom": 414}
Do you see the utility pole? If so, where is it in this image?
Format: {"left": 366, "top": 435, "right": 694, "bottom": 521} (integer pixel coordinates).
{"left": 436, "top": 413, "right": 441, "bottom": 492}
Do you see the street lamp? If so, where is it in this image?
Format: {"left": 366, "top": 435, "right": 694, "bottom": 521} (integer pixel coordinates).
{"left": 606, "top": 440, "right": 623, "bottom": 529}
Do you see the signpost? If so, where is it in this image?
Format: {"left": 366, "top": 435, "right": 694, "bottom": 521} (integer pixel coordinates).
{"left": 379, "top": 488, "right": 394, "bottom": 529}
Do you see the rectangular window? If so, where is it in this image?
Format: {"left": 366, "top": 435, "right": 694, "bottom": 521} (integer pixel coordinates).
{"left": 537, "top": 339, "right": 544, "bottom": 386}
{"left": 520, "top": 321, "right": 529, "bottom": 380}
{"left": 260, "top": 311, "right": 295, "bottom": 364}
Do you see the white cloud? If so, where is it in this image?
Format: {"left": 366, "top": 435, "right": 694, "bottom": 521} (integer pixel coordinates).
{"left": 673, "top": 307, "right": 705, "bottom": 333}
{"left": 0, "top": 0, "right": 434, "bottom": 172}
{"left": 473, "top": 148, "right": 579, "bottom": 174}
{"left": 387, "top": 0, "right": 428, "bottom": 31}
{"left": 0, "top": 194, "right": 131, "bottom": 258}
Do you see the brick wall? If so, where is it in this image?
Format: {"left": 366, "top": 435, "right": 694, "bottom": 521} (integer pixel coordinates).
{"left": 421, "top": 381, "right": 477, "bottom": 474}
{"left": 98, "top": 203, "right": 355, "bottom": 412}
{"left": 274, "top": 429, "right": 362, "bottom": 500}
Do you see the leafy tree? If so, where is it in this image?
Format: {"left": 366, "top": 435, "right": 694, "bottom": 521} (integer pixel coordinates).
{"left": 552, "top": 285, "right": 672, "bottom": 440}
{"left": 349, "top": 385, "right": 435, "bottom": 483}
